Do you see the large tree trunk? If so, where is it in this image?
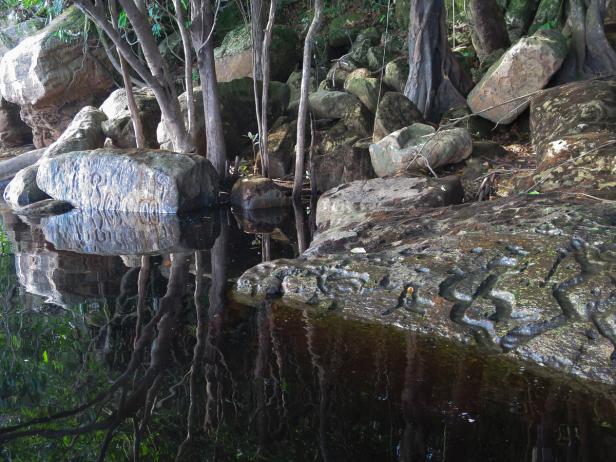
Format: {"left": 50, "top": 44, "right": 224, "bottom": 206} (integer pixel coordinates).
{"left": 469, "top": 0, "right": 510, "bottom": 61}
{"left": 293, "top": 0, "right": 325, "bottom": 199}
{"left": 403, "top": 0, "right": 473, "bottom": 122}
{"left": 191, "top": 0, "right": 228, "bottom": 177}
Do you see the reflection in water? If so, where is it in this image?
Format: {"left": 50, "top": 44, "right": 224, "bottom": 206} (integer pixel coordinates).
{"left": 0, "top": 206, "right": 615, "bottom": 461}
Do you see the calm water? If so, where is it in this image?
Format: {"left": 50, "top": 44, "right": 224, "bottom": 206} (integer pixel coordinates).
{"left": 0, "top": 204, "right": 615, "bottom": 462}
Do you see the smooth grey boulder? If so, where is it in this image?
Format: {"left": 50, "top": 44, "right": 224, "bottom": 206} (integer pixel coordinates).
{"left": 100, "top": 87, "right": 161, "bottom": 148}
{"left": 3, "top": 164, "right": 49, "bottom": 208}
{"left": 467, "top": 30, "right": 567, "bottom": 124}
{"left": 0, "top": 7, "right": 113, "bottom": 147}
{"left": 37, "top": 148, "right": 220, "bottom": 213}
{"left": 0, "top": 147, "right": 44, "bottom": 182}
{"left": 308, "top": 91, "right": 362, "bottom": 119}
{"left": 43, "top": 106, "right": 107, "bottom": 158}
{"left": 41, "top": 208, "right": 220, "bottom": 255}
{"left": 369, "top": 124, "right": 473, "bottom": 177}
{"left": 231, "top": 176, "right": 291, "bottom": 210}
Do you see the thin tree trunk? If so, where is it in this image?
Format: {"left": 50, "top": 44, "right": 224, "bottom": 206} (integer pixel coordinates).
{"left": 404, "top": 0, "right": 472, "bottom": 121}
{"left": 469, "top": 0, "right": 509, "bottom": 61}
{"left": 191, "top": 0, "right": 228, "bottom": 176}
{"left": 293, "top": 0, "right": 325, "bottom": 199}
{"left": 173, "top": 0, "right": 197, "bottom": 146}
{"left": 110, "top": 0, "right": 146, "bottom": 148}
{"left": 260, "top": 0, "right": 276, "bottom": 178}
{"left": 251, "top": 0, "right": 264, "bottom": 177}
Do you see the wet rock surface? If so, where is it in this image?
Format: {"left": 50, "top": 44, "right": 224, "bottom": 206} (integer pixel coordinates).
{"left": 230, "top": 176, "right": 291, "bottom": 210}
{"left": 235, "top": 194, "right": 616, "bottom": 386}
{"left": 3, "top": 164, "right": 49, "bottom": 208}
{"left": 36, "top": 148, "right": 219, "bottom": 213}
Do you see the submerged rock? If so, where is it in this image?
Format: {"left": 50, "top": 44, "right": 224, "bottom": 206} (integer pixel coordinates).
{"left": 37, "top": 148, "right": 219, "bottom": 213}
{"left": 235, "top": 194, "right": 616, "bottom": 387}
{"left": 230, "top": 176, "right": 291, "bottom": 210}
{"left": 369, "top": 124, "right": 473, "bottom": 176}
{"left": 3, "top": 164, "right": 49, "bottom": 208}
{"left": 0, "top": 7, "right": 113, "bottom": 147}
{"left": 467, "top": 30, "right": 567, "bottom": 124}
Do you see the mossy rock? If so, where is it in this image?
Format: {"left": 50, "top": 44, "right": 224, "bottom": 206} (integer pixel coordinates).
{"left": 327, "top": 12, "right": 363, "bottom": 48}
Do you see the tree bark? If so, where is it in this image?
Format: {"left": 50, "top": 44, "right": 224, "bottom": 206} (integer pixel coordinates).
{"left": 404, "top": 0, "right": 473, "bottom": 122}
{"left": 293, "top": 0, "right": 325, "bottom": 199}
{"left": 469, "top": 0, "right": 510, "bottom": 60}
{"left": 191, "top": 0, "right": 228, "bottom": 177}
{"left": 259, "top": 0, "right": 276, "bottom": 178}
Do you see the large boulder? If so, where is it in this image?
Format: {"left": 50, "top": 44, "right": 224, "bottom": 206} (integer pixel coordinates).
{"left": 3, "top": 164, "right": 49, "bottom": 208}
{"left": 264, "top": 120, "right": 296, "bottom": 179}
{"left": 100, "top": 87, "right": 161, "bottom": 149}
{"left": 530, "top": 79, "right": 616, "bottom": 163}
{"left": 0, "top": 97, "right": 31, "bottom": 147}
{"left": 0, "top": 7, "right": 113, "bottom": 147}
{"left": 214, "top": 25, "right": 300, "bottom": 83}
{"left": 230, "top": 176, "right": 291, "bottom": 210}
{"left": 467, "top": 30, "right": 567, "bottom": 125}
{"left": 308, "top": 91, "right": 362, "bottom": 119}
{"left": 369, "top": 124, "right": 473, "bottom": 177}
{"left": 157, "top": 78, "right": 290, "bottom": 158}
{"left": 314, "top": 137, "right": 375, "bottom": 193}
{"left": 383, "top": 60, "right": 409, "bottom": 93}
{"left": 0, "top": 17, "right": 45, "bottom": 59}
{"left": 343, "top": 76, "right": 380, "bottom": 112}
{"left": 0, "top": 147, "right": 44, "bottom": 183}
{"left": 43, "top": 106, "right": 107, "bottom": 158}
{"left": 373, "top": 92, "right": 423, "bottom": 142}
{"left": 36, "top": 149, "right": 219, "bottom": 213}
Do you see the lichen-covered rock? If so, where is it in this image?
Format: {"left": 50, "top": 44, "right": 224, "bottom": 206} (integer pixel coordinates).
{"left": 529, "top": 0, "right": 564, "bottom": 35}
{"left": 467, "top": 30, "right": 567, "bottom": 125}
{"left": 3, "top": 164, "right": 49, "bottom": 208}
{"left": 383, "top": 60, "right": 408, "bottom": 93}
{"left": 230, "top": 176, "right": 291, "bottom": 210}
{"left": 343, "top": 76, "right": 380, "bottom": 112}
{"left": 369, "top": 124, "right": 473, "bottom": 176}
{"left": 308, "top": 91, "right": 362, "bottom": 119}
{"left": 37, "top": 148, "right": 219, "bottom": 213}
{"left": 0, "top": 97, "right": 31, "bottom": 147}
{"left": 157, "top": 78, "right": 289, "bottom": 157}
{"left": 326, "top": 12, "right": 362, "bottom": 48}
{"left": 100, "top": 87, "right": 161, "bottom": 148}
{"left": 0, "top": 7, "right": 113, "bottom": 147}
{"left": 287, "top": 69, "right": 317, "bottom": 105}
{"left": 214, "top": 25, "right": 300, "bottom": 83}
{"left": 263, "top": 120, "right": 296, "bottom": 178}
{"left": 373, "top": 92, "right": 423, "bottom": 142}
{"left": 234, "top": 194, "right": 616, "bottom": 387}
{"left": 530, "top": 79, "right": 616, "bottom": 163}
{"left": 43, "top": 106, "right": 107, "bottom": 158}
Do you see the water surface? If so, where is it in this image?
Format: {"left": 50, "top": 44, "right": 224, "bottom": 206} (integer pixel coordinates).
{"left": 0, "top": 205, "right": 615, "bottom": 461}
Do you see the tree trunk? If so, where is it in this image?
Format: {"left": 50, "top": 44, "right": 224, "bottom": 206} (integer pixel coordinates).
{"left": 469, "top": 0, "right": 510, "bottom": 61}
{"left": 191, "top": 0, "right": 228, "bottom": 177}
{"left": 259, "top": 0, "right": 276, "bottom": 178}
{"left": 404, "top": 0, "right": 473, "bottom": 122}
{"left": 293, "top": 0, "right": 325, "bottom": 199}
{"left": 251, "top": 0, "right": 264, "bottom": 177}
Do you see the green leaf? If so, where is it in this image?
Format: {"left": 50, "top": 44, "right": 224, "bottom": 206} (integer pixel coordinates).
{"left": 42, "top": 350, "right": 49, "bottom": 363}
{"left": 527, "top": 191, "right": 541, "bottom": 196}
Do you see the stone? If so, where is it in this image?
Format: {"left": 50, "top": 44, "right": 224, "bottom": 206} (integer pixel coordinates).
{"left": 41, "top": 208, "right": 220, "bottom": 255}
{"left": 100, "top": 87, "right": 161, "bottom": 148}
{"left": 369, "top": 124, "right": 473, "bottom": 177}
{"left": 234, "top": 194, "right": 616, "bottom": 386}
{"left": 314, "top": 175, "right": 464, "bottom": 232}
{"left": 530, "top": 79, "right": 616, "bottom": 163}
{"left": 0, "top": 97, "right": 31, "bottom": 147}
{"left": 230, "top": 176, "right": 291, "bottom": 210}
{"left": 327, "top": 12, "right": 363, "bottom": 48}
{"left": 214, "top": 25, "right": 300, "bottom": 83}
{"left": 343, "top": 76, "right": 380, "bottom": 112}
{"left": 313, "top": 138, "right": 376, "bottom": 194}
{"left": 514, "top": 132, "right": 616, "bottom": 199}
{"left": 325, "top": 64, "right": 352, "bottom": 91}
{"left": 308, "top": 91, "right": 362, "bottom": 119}
{"left": 264, "top": 120, "right": 296, "bottom": 178}
{"left": 0, "top": 147, "right": 44, "bottom": 182}
{"left": 3, "top": 164, "right": 49, "bottom": 208}
{"left": 355, "top": 27, "right": 380, "bottom": 47}
{"left": 373, "top": 92, "right": 423, "bottom": 142}
{"left": 157, "top": 78, "right": 290, "bottom": 157}
{"left": 0, "top": 7, "right": 113, "bottom": 147}
{"left": 367, "top": 46, "right": 396, "bottom": 72}
{"left": 16, "top": 199, "right": 73, "bottom": 217}
{"left": 287, "top": 69, "right": 317, "bottom": 104}
{"left": 440, "top": 105, "right": 495, "bottom": 140}
{"left": 529, "top": 0, "right": 564, "bottom": 35}
{"left": 467, "top": 30, "right": 568, "bottom": 125}
{"left": 0, "top": 17, "right": 45, "bottom": 59}
{"left": 37, "top": 148, "right": 220, "bottom": 213}
{"left": 383, "top": 60, "right": 408, "bottom": 93}
{"left": 342, "top": 103, "right": 373, "bottom": 138}
{"left": 43, "top": 106, "right": 107, "bottom": 158}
